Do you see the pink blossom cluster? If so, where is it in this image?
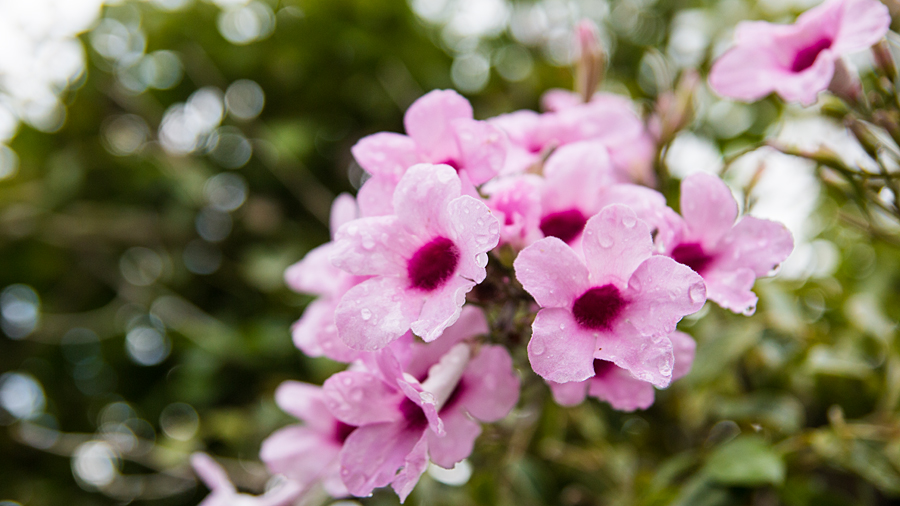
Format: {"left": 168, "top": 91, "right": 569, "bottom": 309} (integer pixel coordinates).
{"left": 243, "top": 78, "right": 795, "bottom": 502}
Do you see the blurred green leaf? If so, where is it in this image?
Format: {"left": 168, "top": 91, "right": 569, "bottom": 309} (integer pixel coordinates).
{"left": 704, "top": 436, "right": 786, "bottom": 487}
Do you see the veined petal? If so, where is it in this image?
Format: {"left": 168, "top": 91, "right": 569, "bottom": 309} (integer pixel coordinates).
{"left": 582, "top": 205, "right": 654, "bottom": 288}
{"left": 527, "top": 308, "right": 596, "bottom": 383}
{"left": 404, "top": 89, "right": 472, "bottom": 162}
{"left": 621, "top": 255, "right": 706, "bottom": 337}
{"left": 322, "top": 371, "right": 402, "bottom": 426}
{"left": 411, "top": 275, "right": 475, "bottom": 342}
{"left": 335, "top": 277, "right": 423, "bottom": 351}
{"left": 351, "top": 132, "right": 420, "bottom": 179}
{"left": 680, "top": 173, "right": 738, "bottom": 248}
{"left": 514, "top": 237, "right": 590, "bottom": 308}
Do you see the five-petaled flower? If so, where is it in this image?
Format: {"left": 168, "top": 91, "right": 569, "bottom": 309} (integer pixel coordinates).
{"left": 709, "top": 0, "right": 890, "bottom": 105}
{"left": 659, "top": 173, "right": 794, "bottom": 315}
{"left": 331, "top": 163, "right": 500, "bottom": 350}
{"left": 514, "top": 205, "right": 707, "bottom": 387}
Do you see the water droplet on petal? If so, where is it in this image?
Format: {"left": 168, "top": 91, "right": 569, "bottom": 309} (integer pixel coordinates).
{"left": 599, "top": 235, "right": 613, "bottom": 248}
{"left": 688, "top": 281, "right": 706, "bottom": 305}
{"left": 622, "top": 215, "right": 636, "bottom": 228}
{"left": 360, "top": 308, "right": 372, "bottom": 320}
{"left": 531, "top": 340, "right": 545, "bottom": 355}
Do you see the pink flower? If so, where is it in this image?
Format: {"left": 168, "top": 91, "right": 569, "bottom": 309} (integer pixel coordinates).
{"left": 331, "top": 163, "right": 500, "bottom": 350}
{"left": 709, "top": 0, "right": 890, "bottom": 105}
{"left": 514, "top": 204, "right": 706, "bottom": 387}
{"left": 537, "top": 142, "right": 670, "bottom": 249}
{"left": 191, "top": 452, "right": 302, "bottom": 506}
{"left": 323, "top": 308, "right": 519, "bottom": 502}
{"left": 284, "top": 193, "right": 364, "bottom": 363}
{"left": 490, "top": 92, "right": 655, "bottom": 182}
{"left": 482, "top": 173, "right": 543, "bottom": 249}
{"left": 548, "top": 331, "right": 696, "bottom": 411}
{"left": 260, "top": 382, "right": 357, "bottom": 498}
{"left": 659, "top": 173, "right": 793, "bottom": 315}
{"left": 352, "top": 89, "right": 507, "bottom": 216}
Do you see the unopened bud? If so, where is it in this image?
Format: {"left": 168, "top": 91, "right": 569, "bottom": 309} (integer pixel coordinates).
{"left": 655, "top": 69, "right": 700, "bottom": 145}
{"left": 845, "top": 118, "right": 881, "bottom": 160}
{"left": 872, "top": 40, "right": 898, "bottom": 82}
{"left": 574, "top": 19, "right": 606, "bottom": 103}
{"left": 873, "top": 110, "right": 900, "bottom": 148}
{"left": 828, "top": 58, "right": 863, "bottom": 106}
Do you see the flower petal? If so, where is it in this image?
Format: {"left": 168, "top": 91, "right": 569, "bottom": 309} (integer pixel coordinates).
{"left": 832, "top": 0, "right": 890, "bottom": 54}
{"left": 322, "top": 370, "right": 402, "bottom": 426}
{"left": 709, "top": 45, "right": 783, "bottom": 102}
{"left": 704, "top": 266, "right": 759, "bottom": 315}
{"left": 527, "top": 308, "right": 596, "bottom": 383}
{"left": 548, "top": 380, "right": 589, "bottom": 406}
{"left": 259, "top": 425, "right": 340, "bottom": 489}
{"left": 335, "top": 277, "right": 423, "bottom": 351}
{"left": 357, "top": 175, "right": 398, "bottom": 217}
{"left": 460, "top": 345, "right": 520, "bottom": 422}
{"left": 411, "top": 275, "right": 476, "bottom": 342}
{"left": 392, "top": 435, "right": 430, "bottom": 503}
{"left": 588, "top": 367, "right": 656, "bottom": 411}
{"left": 284, "top": 243, "right": 340, "bottom": 296}
{"left": 339, "top": 422, "right": 423, "bottom": 497}
{"left": 514, "top": 237, "right": 590, "bottom": 308}
{"left": 330, "top": 193, "right": 360, "bottom": 237}
{"left": 274, "top": 381, "right": 335, "bottom": 431}
{"left": 404, "top": 89, "right": 473, "bottom": 161}
{"left": 680, "top": 173, "right": 738, "bottom": 248}
{"left": 716, "top": 216, "right": 794, "bottom": 277}
{"left": 452, "top": 118, "right": 507, "bottom": 185}
{"left": 582, "top": 205, "right": 654, "bottom": 288}
{"left": 427, "top": 409, "right": 481, "bottom": 468}
{"left": 621, "top": 255, "right": 706, "bottom": 337}
{"left": 393, "top": 164, "right": 462, "bottom": 237}
{"left": 671, "top": 330, "right": 696, "bottom": 380}
{"left": 444, "top": 195, "right": 500, "bottom": 283}
{"left": 332, "top": 216, "right": 412, "bottom": 277}
{"left": 594, "top": 324, "right": 674, "bottom": 388}
{"left": 351, "top": 132, "right": 420, "bottom": 179}
{"left": 292, "top": 298, "right": 361, "bottom": 363}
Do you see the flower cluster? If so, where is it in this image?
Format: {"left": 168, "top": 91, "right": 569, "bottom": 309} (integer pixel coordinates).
{"left": 191, "top": 0, "right": 900, "bottom": 499}
{"left": 248, "top": 74, "right": 795, "bottom": 500}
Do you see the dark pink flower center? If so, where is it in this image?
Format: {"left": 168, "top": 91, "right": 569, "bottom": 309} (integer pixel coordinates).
{"left": 791, "top": 38, "right": 832, "bottom": 72}
{"left": 572, "top": 284, "right": 626, "bottom": 330}
{"left": 332, "top": 421, "right": 357, "bottom": 444}
{"left": 671, "top": 242, "right": 714, "bottom": 274}
{"left": 438, "top": 158, "right": 462, "bottom": 172}
{"left": 592, "top": 359, "right": 616, "bottom": 378}
{"left": 408, "top": 237, "right": 460, "bottom": 291}
{"left": 399, "top": 397, "right": 429, "bottom": 430}
{"left": 540, "top": 208, "right": 587, "bottom": 244}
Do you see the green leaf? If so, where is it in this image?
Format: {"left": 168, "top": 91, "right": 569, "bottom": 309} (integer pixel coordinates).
{"left": 704, "top": 436, "right": 786, "bottom": 487}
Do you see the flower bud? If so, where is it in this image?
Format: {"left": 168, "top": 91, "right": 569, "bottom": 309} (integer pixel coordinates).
{"left": 575, "top": 19, "right": 606, "bottom": 103}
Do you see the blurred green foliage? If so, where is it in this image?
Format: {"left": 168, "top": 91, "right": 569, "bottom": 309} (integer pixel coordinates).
{"left": 2, "top": 1, "right": 900, "bottom": 505}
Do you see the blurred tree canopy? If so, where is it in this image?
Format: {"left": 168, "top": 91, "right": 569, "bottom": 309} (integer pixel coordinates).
{"left": 2, "top": 0, "right": 900, "bottom": 505}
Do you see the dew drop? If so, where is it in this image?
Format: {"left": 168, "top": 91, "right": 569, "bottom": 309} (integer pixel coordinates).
{"left": 688, "top": 282, "right": 706, "bottom": 305}
{"left": 531, "top": 340, "right": 545, "bottom": 355}
{"left": 622, "top": 215, "right": 636, "bottom": 228}
{"left": 599, "top": 235, "right": 613, "bottom": 248}
{"left": 559, "top": 323, "right": 566, "bottom": 330}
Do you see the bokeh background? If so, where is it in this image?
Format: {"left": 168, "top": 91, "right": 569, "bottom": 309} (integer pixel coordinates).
{"left": 2, "top": 0, "right": 900, "bottom": 505}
